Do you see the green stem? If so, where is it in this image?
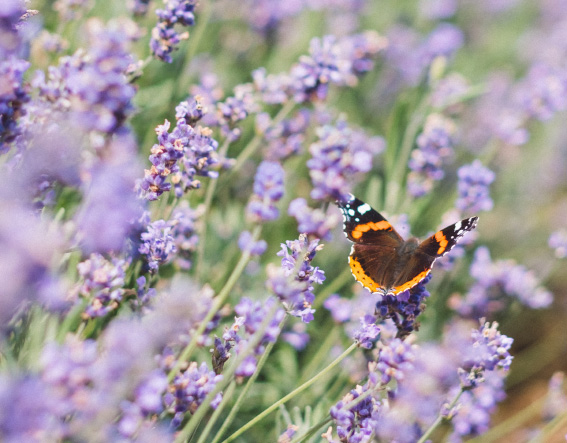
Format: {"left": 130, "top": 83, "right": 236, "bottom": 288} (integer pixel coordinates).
{"left": 167, "top": 225, "right": 262, "bottom": 383}
{"left": 222, "top": 343, "right": 358, "bottom": 443}
{"left": 530, "top": 411, "right": 567, "bottom": 443}
{"left": 229, "top": 100, "right": 296, "bottom": 176}
{"left": 175, "top": 301, "right": 281, "bottom": 443}
{"left": 196, "top": 381, "right": 236, "bottom": 443}
{"left": 417, "top": 387, "right": 465, "bottom": 443}
{"left": 195, "top": 137, "right": 232, "bottom": 279}
{"left": 211, "top": 317, "right": 286, "bottom": 443}
{"left": 298, "top": 326, "right": 339, "bottom": 384}
{"left": 384, "top": 98, "right": 430, "bottom": 212}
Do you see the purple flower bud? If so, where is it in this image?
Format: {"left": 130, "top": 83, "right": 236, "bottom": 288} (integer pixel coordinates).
{"left": 238, "top": 230, "right": 268, "bottom": 256}
{"left": 456, "top": 160, "right": 495, "bottom": 213}
{"left": 150, "top": 0, "right": 196, "bottom": 63}
{"left": 246, "top": 161, "right": 285, "bottom": 222}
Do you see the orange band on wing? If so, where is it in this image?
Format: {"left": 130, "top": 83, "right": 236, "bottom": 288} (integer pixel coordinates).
{"left": 351, "top": 220, "right": 392, "bottom": 239}
{"left": 349, "top": 256, "right": 382, "bottom": 293}
{"left": 392, "top": 270, "right": 431, "bottom": 295}
{"left": 434, "top": 231, "right": 449, "bottom": 255}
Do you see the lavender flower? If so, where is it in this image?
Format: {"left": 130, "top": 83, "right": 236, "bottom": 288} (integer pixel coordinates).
{"left": 267, "top": 234, "right": 325, "bottom": 323}
{"left": 170, "top": 202, "right": 202, "bottom": 269}
{"left": 246, "top": 160, "right": 285, "bottom": 222}
{"left": 376, "top": 338, "right": 416, "bottom": 384}
{"left": 138, "top": 118, "right": 219, "bottom": 200}
{"left": 165, "top": 361, "right": 222, "bottom": 427}
{"left": 517, "top": 63, "right": 567, "bottom": 121}
{"left": 458, "top": 321, "right": 513, "bottom": 389}
{"left": 76, "top": 155, "right": 144, "bottom": 254}
{"left": 456, "top": 160, "right": 495, "bottom": 213}
{"left": 542, "top": 372, "right": 567, "bottom": 421}
{"left": 329, "top": 377, "right": 381, "bottom": 443}
{"left": 238, "top": 230, "right": 268, "bottom": 256}
{"left": 259, "top": 109, "right": 311, "bottom": 161}
{"left": 307, "top": 120, "right": 384, "bottom": 201}
{"left": 0, "top": 0, "right": 25, "bottom": 59}
{"left": 353, "top": 314, "right": 380, "bottom": 349}
{"left": 288, "top": 198, "right": 340, "bottom": 240}
{"left": 65, "top": 18, "right": 138, "bottom": 134}
{"left": 150, "top": 0, "right": 196, "bottom": 63}
{"left": 549, "top": 229, "right": 567, "bottom": 258}
{"left": 128, "top": 0, "right": 151, "bottom": 16}
{"left": 213, "top": 297, "right": 285, "bottom": 376}
{"left": 375, "top": 275, "right": 431, "bottom": 338}
{"left": 0, "top": 57, "right": 29, "bottom": 151}
{"left": 408, "top": 113, "right": 455, "bottom": 197}
{"left": 290, "top": 32, "right": 386, "bottom": 103}
{"left": 75, "top": 253, "right": 129, "bottom": 319}
{"left": 450, "top": 246, "right": 553, "bottom": 317}
{"left": 139, "top": 218, "right": 177, "bottom": 272}
{"left": 53, "top": 0, "right": 93, "bottom": 20}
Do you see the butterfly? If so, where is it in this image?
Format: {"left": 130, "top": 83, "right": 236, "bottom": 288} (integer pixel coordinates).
{"left": 337, "top": 195, "right": 478, "bottom": 295}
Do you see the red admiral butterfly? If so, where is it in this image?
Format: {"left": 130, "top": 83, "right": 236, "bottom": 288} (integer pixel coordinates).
{"left": 338, "top": 195, "right": 478, "bottom": 295}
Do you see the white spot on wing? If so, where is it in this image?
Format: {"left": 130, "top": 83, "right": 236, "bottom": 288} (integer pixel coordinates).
{"left": 357, "top": 203, "right": 372, "bottom": 215}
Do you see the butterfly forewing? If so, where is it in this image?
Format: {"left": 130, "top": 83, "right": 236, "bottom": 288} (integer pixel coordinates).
{"left": 416, "top": 217, "right": 479, "bottom": 258}
{"left": 338, "top": 195, "right": 404, "bottom": 245}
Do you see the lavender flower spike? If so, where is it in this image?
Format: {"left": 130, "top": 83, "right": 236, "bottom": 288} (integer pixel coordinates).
{"left": 246, "top": 161, "right": 285, "bottom": 222}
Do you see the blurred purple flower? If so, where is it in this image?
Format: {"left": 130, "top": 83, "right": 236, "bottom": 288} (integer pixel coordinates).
{"left": 259, "top": 109, "right": 311, "bottom": 161}
{"left": 128, "top": 0, "right": 151, "bottom": 16}
{"left": 53, "top": 0, "right": 93, "bottom": 21}
{"left": 376, "top": 338, "right": 416, "bottom": 384}
{"left": 450, "top": 246, "right": 553, "bottom": 317}
{"left": 213, "top": 297, "right": 285, "bottom": 376}
{"left": 170, "top": 201, "right": 202, "bottom": 270}
{"left": 0, "top": 200, "right": 65, "bottom": 326}
{"left": 246, "top": 160, "right": 285, "bottom": 222}
{"left": 288, "top": 197, "right": 340, "bottom": 240}
{"left": 150, "top": 0, "right": 196, "bottom": 63}
{"left": 76, "top": 158, "right": 144, "bottom": 254}
{"left": 456, "top": 160, "right": 495, "bottom": 213}
{"left": 238, "top": 230, "right": 268, "bottom": 256}
{"left": 0, "top": 0, "right": 25, "bottom": 59}
{"left": 307, "top": 120, "right": 384, "bottom": 201}
{"left": 517, "top": 63, "right": 567, "bottom": 121}
{"left": 139, "top": 218, "right": 177, "bottom": 272}
{"left": 0, "top": 57, "right": 29, "bottom": 151}
{"left": 408, "top": 113, "right": 455, "bottom": 197}
{"left": 542, "top": 372, "right": 567, "bottom": 421}
{"left": 267, "top": 234, "right": 325, "bottom": 323}
{"left": 419, "top": 0, "right": 457, "bottom": 19}
{"left": 65, "top": 18, "right": 138, "bottom": 134}
{"left": 549, "top": 229, "right": 567, "bottom": 258}
{"left": 75, "top": 253, "right": 129, "bottom": 319}
{"left": 353, "top": 314, "right": 380, "bottom": 349}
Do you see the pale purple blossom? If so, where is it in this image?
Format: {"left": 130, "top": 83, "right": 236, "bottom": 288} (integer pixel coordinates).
{"left": 150, "top": 0, "right": 196, "bottom": 63}
{"left": 139, "top": 218, "right": 177, "bottom": 272}
{"left": 549, "top": 229, "right": 567, "bottom": 258}
{"left": 238, "top": 230, "right": 268, "bottom": 256}
{"left": 456, "top": 160, "right": 495, "bottom": 213}
{"left": 353, "top": 315, "right": 380, "bottom": 349}
{"left": 246, "top": 160, "right": 285, "bottom": 222}
{"left": 288, "top": 197, "right": 341, "bottom": 240}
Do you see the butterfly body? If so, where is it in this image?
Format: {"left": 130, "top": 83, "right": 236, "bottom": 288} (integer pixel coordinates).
{"left": 338, "top": 195, "right": 478, "bottom": 295}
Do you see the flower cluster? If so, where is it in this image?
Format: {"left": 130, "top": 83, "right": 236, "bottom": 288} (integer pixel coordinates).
{"left": 307, "top": 120, "right": 385, "bottom": 202}
{"left": 375, "top": 275, "right": 432, "bottom": 338}
{"left": 75, "top": 253, "right": 129, "bottom": 318}
{"left": 449, "top": 246, "right": 553, "bottom": 317}
{"left": 288, "top": 197, "right": 341, "bottom": 240}
{"left": 253, "top": 31, "right": 387, "bottom": 105}
{"left": 0, "top": 57, "right": 30, "bottom": 151}
{"left": 548, "top": 229, "right": 567, "bottom": 258}
{"left": 165, "top": 362, "right": 223, "bottom": 427}
{"left": 150, "top": 0, "right": 197, "bottom": 63}
{"left": 267, "top": 235, "right": 325, "bottom": 323}
{"left": 213, "top": 297, "right": 285, "bottom": 377}
{"left": 408, "top": 113, "right": 456, "bottom": 197}
{"left": 258, "top": 109, "right": 312, "bottom": 161}
{"left": 139, "top": 218, "right": 177, "bottom": 272}
{"left": 456, "top": 160, "right": 495, "bottom": 213}
{"left": 138, "top": 117, "right": 219, "bottom": 201}
{"left": 246, "top": 160, "right": 285, "bottom": 222}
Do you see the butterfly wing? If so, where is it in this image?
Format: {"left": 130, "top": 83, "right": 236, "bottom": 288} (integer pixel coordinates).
{"left": 389, "top": 216, "right": 479, "bottom": 295}
{"left": 337, "top": 195, "right": 404, "bottom": 293}
{"left": 337, "top": 194, "right": 404, "bottom": 244}
{"left": 417, "top": 216, "right": 479, "bottom": 258}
